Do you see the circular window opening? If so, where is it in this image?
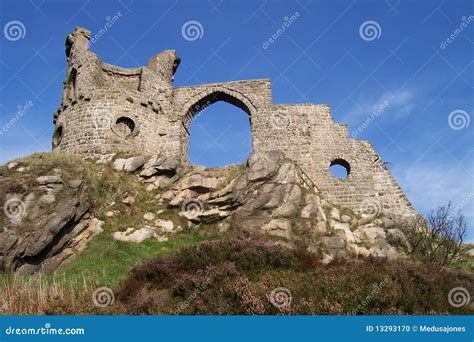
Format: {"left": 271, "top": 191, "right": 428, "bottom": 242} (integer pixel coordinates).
{"left": 52, "top": 125, "right": 64, "bottom": 147}
{"left": 114, "top": 116, "right": 136, "bottom": 137}
{"left": 330, "top": 158, "right": 350, "bottom": 179}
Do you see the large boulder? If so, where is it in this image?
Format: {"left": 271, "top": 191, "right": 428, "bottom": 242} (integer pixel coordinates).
{"left": 113, "top": 156, "right": 145, "bottom": 172}
{"left": 320, "top": 236, "right": 347, "bottom": 257}
{"left": 354, "top": 224, "right": 386, "bottom": 244}
{"left": 36, "top": 175, "right": 63, "bottom": 185}
{"left": 174, "top": 174, "right": 220, "bottom": 192}
{"left": 246, "top": 151, "right": 285, "bottom": 182}
{"left": 0, "top": 169, "right": 97, "bottom": 274}
{"left": 23, "top": 196, "right": 80, "bottom": 258}
{"left": 0, "top": 193, "right": 93, "bottom": 274}
{"left": 112, "top": 227, "right": 155, "bottom": 243}
{"left": 331, "top": 220, "right": 356, "bottom": 243}
{"left": 155, "top": 219, "right": 174, "bottom": 233}
{"left": 140, "top": 156, "right": 180, "bottom": 177}
{"left": 156, "top": 157, "right": 180, "bottom": 172}
{"left": 232, "top": 153, "right": 300, "bottom": 225}
{"left": 261, "top": 218, "right": 292, "bottom": 239}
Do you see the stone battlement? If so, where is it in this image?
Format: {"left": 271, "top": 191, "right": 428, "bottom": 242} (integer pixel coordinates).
{"left": 52, "top": 27, "right": 416, "bottom": 217}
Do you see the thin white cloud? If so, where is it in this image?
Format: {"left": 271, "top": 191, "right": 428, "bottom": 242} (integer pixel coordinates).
{"left": 341, "top": 88, "right": 416, "bottom": 126}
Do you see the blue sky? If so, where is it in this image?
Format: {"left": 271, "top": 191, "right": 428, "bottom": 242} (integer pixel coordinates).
{"left": 0, "top": 0, "right": 473, "bottom": 240}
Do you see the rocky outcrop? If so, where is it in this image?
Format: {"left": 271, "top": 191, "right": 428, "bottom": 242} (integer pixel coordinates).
{"left": 0, "top": 168, "right": 102, "bottom": 275}
{"left": 1, "top": 150, "right": 416, "bottom": 274}
{"left": 129, "top": 151, "right": 414, "bottom": 262}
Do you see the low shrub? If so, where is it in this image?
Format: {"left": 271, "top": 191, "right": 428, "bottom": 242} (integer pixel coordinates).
{"left": 118, "top": 235, "right": 474, "bottom": 315}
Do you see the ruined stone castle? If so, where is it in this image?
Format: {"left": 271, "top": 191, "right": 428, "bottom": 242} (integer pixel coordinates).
{"left": 52, "top": 27, "right": 415, "bottom": 217}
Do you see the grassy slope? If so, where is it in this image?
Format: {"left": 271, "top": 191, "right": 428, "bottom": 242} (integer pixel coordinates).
{"left": 0, "top": 153, "right": 219, "bottom": 288}
{"left": 0, "top": 153, "right": 472, "bottom": 315}
{"left": 55, "top": 229, "right": 213, "bottom": 287}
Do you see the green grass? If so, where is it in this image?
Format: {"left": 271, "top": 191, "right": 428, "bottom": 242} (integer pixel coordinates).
{"left": 0, "top": 228, "right": 212, "bottom": 290}
{"left": 0, "top": 271, "right": 10, "bottom": 285}
{"left": 51, "top": 229, "right": 211, "bottom": 287}
{"left": 449, "top": 255, "right": 474, "bottom": 274}
{"left": 0, "top": 152, "right": 221, "bottom": 289}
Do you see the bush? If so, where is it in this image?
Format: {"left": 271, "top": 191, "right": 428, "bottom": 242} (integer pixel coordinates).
{"left": 405, "top": 203, "right": 467, "bottom": 266}
{"left": 118, "top": 235, "right": 474, "bottom": 315}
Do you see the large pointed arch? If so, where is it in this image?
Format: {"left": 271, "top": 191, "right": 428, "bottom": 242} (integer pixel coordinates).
{"left": 179, "top": 86, "right": 257, "bottom": 126}
{"left": 177, "top": 86, "right": 257, "bottom": 162}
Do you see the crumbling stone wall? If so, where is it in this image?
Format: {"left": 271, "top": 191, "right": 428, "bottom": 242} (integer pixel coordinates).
{"left": 52, "top": 27, "right": 415, "bottom": 217}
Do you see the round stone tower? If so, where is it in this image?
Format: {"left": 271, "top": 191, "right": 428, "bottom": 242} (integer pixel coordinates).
{"left": 52, "top": 27, "right": 182, "bottom": 158}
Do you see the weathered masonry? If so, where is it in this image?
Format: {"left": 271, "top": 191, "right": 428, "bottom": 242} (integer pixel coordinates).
{"left": 53, "top": 27, "right": 416, "bottom": 217}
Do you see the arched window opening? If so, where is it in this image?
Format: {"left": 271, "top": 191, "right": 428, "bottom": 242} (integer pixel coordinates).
{"left": 330, "top": 158, "right": 350, "bottom": 179}
{"left": 53, "top": 125, "right": 64, "bottom": 147}
{"left": 113, "top": 116, "right": 136, "bottom": 138}
{"left": 188, "top": 101, "right": 252, "bottom": 167}
{"left": 66, "top": 68, "right": 77, "bottom": 99}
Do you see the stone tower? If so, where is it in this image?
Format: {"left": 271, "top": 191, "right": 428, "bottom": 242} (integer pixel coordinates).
{"left": 53, "top": 27, "right": 416, "bottom": 217}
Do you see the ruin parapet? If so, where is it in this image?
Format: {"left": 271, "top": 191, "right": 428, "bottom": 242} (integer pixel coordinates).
{"left": 52, "top": 27, "right": 416, "bottom": 217}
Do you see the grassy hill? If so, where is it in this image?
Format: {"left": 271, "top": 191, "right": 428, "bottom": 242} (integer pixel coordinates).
{"left": 0, "top": 153, "right": 472, "bottom": 315}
